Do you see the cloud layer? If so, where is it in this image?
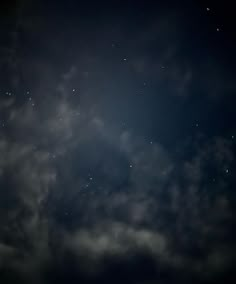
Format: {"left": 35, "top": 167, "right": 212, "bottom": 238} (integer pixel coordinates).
{"left": 1, "top": 1, "right": 236, "bottom": 283}
{"left": 0, "top": 84, "right": 235, "bottom": 283}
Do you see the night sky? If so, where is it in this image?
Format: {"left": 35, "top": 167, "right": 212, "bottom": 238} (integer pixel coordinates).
{"left": 0, "top": 1, "right": 236, "bottom": 283}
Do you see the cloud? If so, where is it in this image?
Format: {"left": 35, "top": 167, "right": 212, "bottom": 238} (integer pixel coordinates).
{"left": 66, "top": 222, "right": 167, "bottom": 258}
{"left": 0, "top": 60, "right": 235, "bottom": 283}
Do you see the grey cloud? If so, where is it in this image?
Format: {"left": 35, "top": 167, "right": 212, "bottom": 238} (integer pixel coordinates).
{"left": 0, "top": 74, "right": 235, "bottom": 282}
{"left": 66, "top": 222, "right": 167, "bottom": 258}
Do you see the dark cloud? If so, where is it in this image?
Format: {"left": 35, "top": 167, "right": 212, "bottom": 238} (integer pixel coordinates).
{"left": 0, "top": 1, "right": 236, "bottom": 283}
{"left": 0, "top": 86, "right": 235, "bottom": 282}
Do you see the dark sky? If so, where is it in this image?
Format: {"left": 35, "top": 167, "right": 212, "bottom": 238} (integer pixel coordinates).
{"left": 0, "top": 1, "right": 236, "bottom": 283}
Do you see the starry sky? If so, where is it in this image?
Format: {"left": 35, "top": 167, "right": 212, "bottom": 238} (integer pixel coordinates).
{"left": 0, "top": 1, "right": 236, "bottom": 283}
